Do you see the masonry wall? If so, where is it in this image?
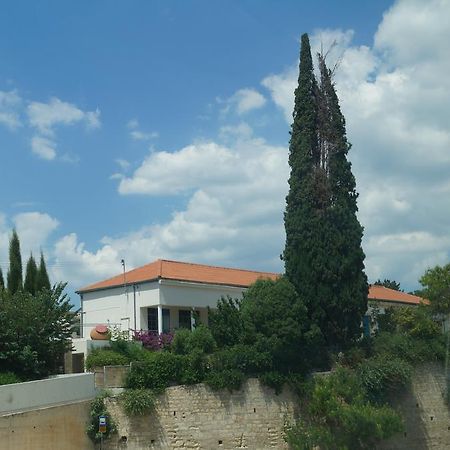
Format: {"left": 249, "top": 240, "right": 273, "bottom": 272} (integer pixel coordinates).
{"left": 103, "top": 378, "right": 299, "bottom": 450}
{"left": 0, "top": 400, "right": 94, "bottom": 450}
{"left": 378, "top": 362, "right": 450, "bottom": 450}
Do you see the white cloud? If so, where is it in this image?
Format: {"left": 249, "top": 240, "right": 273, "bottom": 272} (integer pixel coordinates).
{"left": 13, "top": 212, "right": 59, "bottom": 259}
{"left": 48, "top": 0, "right": 450, "bottom": 292}
{"left": 0, "top": 90, "right": 22, "bottom": 129}
{"left": 27, "top": 97, "right": 101, "bottom": 136}
{"left": 221, "top": 88, "right": 267, "bottom": 115}
{"left": 31, "top": 136, "right": 57, "bottom": 160}
{"left": 127, "top": 118, "right": 158, "bottom": 141}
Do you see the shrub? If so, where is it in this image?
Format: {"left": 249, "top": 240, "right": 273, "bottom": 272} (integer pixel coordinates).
{"left": 208, "top": 296, "right": 243, "bottom": 348}
{"left": 285, "top": 367, "right": 403, "bottom": 449}
{"left": 358, "top": 356, "right": 412, "bottom": 403}
{"left": 186, "top": 325, "right": 216, "bottom": 354}
{"left": 120, "top": 388, "right": 155, "bottom": 416}
{"left": 133, "top": 331, "right": 174, "bottom": 351}
{"left": 126, "top": 351, "right": 183, "bottom": 390}
{"left": 205, "top": 368, "right": 245, "bottom": 391}
{"left": 0, "top": 372, "right": 21, "bottom": 385}
{"left": 85, "top": 348, "right": 129, "bottom": 370}
{"left": 209, "top": 344, "right": 272, "bottom": 375}
{"left": 171, "top": 328, "right": 191, "bottom": 355}
{"left": 86, "top": 391, "right": 117, "bottom": 443}
{"left": 260, "top": 371, "right": 286, "bottom": 394}
{"left": 179, "top": 350, "right": 208, "bottom": 385}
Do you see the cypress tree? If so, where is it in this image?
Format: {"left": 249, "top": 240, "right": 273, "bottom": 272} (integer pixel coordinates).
{"left": 316, "top": 54, "right": 367, "bottom": 344}
{"left": 24, "top": 254, "right": 38, "bottom": 295}
{"left": 0, "top": 267, "right": 4, "bottom": 290}
{"left": 7, "top": 229, "right": 22, "bottom": 295}
{"left": 36, "top": 251, "right": 51, "bottom": 291}
{"left": 283, "top": 35, "right": 367, "bottom": 347}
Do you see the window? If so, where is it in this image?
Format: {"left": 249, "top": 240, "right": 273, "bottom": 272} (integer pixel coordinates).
{"left": 147, "top": 308, "right": 158, "bottom": 332}
{"left": 162, "top": 308, "right": 170, "bottom": 333}
{"left": 178, "top": 309, "right": 191, "bottom": 329}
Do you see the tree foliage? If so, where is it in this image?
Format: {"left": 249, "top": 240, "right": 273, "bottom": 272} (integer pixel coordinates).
{"left": 0, "top": 283, "right": 74, "bottom": 379}
{"left": 374, "top": 279, "right": 402, "bottom": 291}
{"left": 0, "top": 268, "right": 4, "bottom": 291}
{"left": 36, "top": 251, "right": 51, "bottom": 291}
{"left": 283, "top": 34, "right": 367, "bottom": 347}
{"left": 24, "top": 254, "right": 38, "bottom": 295}
{"left": 420, "top": 263, "right": 450, "bottom": 315}
{"left": 6, "top": 229, "right": 22, "bottom": 295}
{"left": 208, "top": 296, "right": 243, "bottom": 348}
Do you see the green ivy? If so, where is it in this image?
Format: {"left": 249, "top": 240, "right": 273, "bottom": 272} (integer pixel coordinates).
{"left": 86, "top": 391, "right": 117, "bottom": 443}
{"left": 120, "top": 388, "right": 155, "bottom": 416}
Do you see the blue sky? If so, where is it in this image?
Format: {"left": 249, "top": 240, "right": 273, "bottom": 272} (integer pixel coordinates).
{"left": 1, "top": 0, "right": 449, "bottom": 308}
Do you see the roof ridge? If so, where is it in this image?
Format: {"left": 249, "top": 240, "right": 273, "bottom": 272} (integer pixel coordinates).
{"left": 159, "top": 258, "right": 279, "bottom": 275}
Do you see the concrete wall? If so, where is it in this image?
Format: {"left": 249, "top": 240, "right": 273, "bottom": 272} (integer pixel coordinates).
{"left": 103, "top": 378, "right": 298, "bottom": 450}
{"left": 0, "top": 373, "right": 96, "bottom": 415}
{"left": 0, "top": 400, "right": 94, "bottom": 450}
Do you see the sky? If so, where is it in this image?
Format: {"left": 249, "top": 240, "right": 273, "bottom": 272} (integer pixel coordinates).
{"left": 1, "top": 0, "right": 449, "bottom": 308}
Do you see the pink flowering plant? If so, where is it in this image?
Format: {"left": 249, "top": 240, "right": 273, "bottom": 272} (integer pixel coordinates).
{"left": 133, "top": 330, "right": 174, "bottom": 351}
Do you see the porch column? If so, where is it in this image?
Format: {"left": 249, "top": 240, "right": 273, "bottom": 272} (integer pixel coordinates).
{"left": 157, "top": 305, "right": 163, "bottom": 334}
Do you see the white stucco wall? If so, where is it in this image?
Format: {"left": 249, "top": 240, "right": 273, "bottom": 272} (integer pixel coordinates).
{"left": 80, "top": 279, "right": 246, "bottom": 336}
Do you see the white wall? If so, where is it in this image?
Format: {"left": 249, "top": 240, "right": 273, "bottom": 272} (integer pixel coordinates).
{"left": 80, "top": 279, "right": 245, "bottom": 336}
{"left": 0, "top": 373, "right": 95, "bottom": 415}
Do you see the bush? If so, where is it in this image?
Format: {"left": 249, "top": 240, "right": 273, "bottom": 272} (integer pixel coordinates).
{"left": 285, "top": 367, "right": 403, "bottom": 449}
{"left": 120, "top": 388, "right": 155, "bottom": 416}
{"left": 126, "top": 351, "right": 183, "bottom": 390}
{"left": 0, "top": 372, "right": 21, "bottom": 385}
{"left": 86, "top": 391, "right": 117, "bottom": 443}
{"left": 358, "top": 356, "right": 412, "bottom": 403}
{"left": 260, "top": 371, "right": 286, "bottom": 394}
{"left": 186, "top": 325, "right": 216, "bottom": 354}
{"left": 205, "top": 368, "right": 245, "bottom": 391}
{"left": 171, "top": 328, "right": 192, "bottom": 355}
{"left": 209, "top": 344, "right": 272, "bottom": 375}
{"left": 133, "top": 331, "right": 174, "bottom": 351}
{"left": 179, "top": 349, "right": 208, "bottom": 385}
{"left": 85, "top": 348, "right": 130, "bottom": 370}
{"left": 208, "top": 296, "right": 243, "bottom": 348}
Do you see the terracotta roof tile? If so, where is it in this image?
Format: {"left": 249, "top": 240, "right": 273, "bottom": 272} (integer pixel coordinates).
{"left": 368, "top": 285, "right": 426, "bottom": 305}
{"left": 78, "top": 259, "right": 279, "bottom": 293}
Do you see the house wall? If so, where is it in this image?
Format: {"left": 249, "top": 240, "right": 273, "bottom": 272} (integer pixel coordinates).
{"left": 81, "top": 279, "right": 246, "bottom": 336}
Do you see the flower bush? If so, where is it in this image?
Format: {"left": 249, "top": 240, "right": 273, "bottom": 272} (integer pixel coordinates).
{"left": 133, "top": 330, "right": 174, "bottom": 351}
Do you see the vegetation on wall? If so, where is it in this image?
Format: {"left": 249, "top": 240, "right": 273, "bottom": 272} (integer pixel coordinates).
{"left": 86, "top": 391, "right": 117, "bottom": 443}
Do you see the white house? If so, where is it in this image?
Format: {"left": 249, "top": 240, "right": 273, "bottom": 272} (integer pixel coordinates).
{"left": 76, "top": 259, "right": 278, "bottom": 339}
{"left": 70, "top": 259, "right": 426, "bottom": 370}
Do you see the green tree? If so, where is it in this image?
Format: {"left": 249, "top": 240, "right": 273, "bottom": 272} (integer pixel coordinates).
{"left": 283, "top": 34, "right": 367, "bottom": 347}
{"left": 240, "top": 277, "right": 310, "bottom": 372}
{"left": 420, "top": 263, "right": 450, "bottom": 316}
{"left": 208, "top": 296, "right": 243, "bottom": 348}
{"left": 6, "top": 229, "right": 22, "bottom": 295}
{"left": 374, "top": 279, "right": 402, "bottom": 291}
{"left": 0, "top": 267, "right": 4, "bottom": 290}
{"left": 0, "top": 283, "right": 74, "bottom": 379}
{"left": 36, "top": 251, "right": 51, "bottom": 291}
{"left": 24, "top": 254, "right": 38, "bottom": 295}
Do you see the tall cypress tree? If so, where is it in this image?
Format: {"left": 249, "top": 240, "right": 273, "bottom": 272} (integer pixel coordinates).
{"left": 0, "top": 267, "right": 4, "bottom": 290}
{"left": 7, "top": 229, "right": 23, "bottom": 295}
{"left": 283, "top": 35, "right": 367, "bottom": 347}
{"left": 24, "top": 253, "right": 38, "bottom": 295}
{"left": 36, "top": 251, "right": 51, "bottom": 291}
{"left": 316, "top": 54, "right": 368, "bottom": 344}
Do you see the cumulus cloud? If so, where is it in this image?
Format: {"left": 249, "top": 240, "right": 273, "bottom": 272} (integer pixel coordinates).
{"left": 259, "top": 0, "right": 450, "bottom": 288}
{"left": 0, "top": 90, "right": 22, "bottom": 129}
{"left": 48, "top": 0, "right": 450, "bottom": 292}
{"left": 221, "top": 88, "right": 267, "bottom": 115}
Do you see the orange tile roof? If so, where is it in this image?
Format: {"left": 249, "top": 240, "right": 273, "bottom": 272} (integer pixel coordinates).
{"left": 77, "top": 259, "right": 279, "bottom": 293}
{"left": 368, "top": 285, "right": 426, "bottom": 305}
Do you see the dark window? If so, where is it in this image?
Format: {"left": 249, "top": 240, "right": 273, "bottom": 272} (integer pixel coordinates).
{"left": 148, "top": 308, "right": 158, "bottom": 332}
{"left": 162, "top": 308, "right": 170, "bottom": 333}
{"left": 178, "top": 310, "right": 191, "bottom": 329}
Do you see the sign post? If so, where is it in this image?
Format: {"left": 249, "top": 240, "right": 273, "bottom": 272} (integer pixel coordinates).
{"left": 99, "top": 415, "right": 107, "bottom": 449}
